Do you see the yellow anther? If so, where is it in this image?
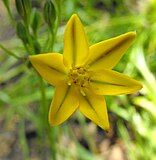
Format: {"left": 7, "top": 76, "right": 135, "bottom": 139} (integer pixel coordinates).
{"left": 67, "top": 66, "right": 91, "bottom": 89}
{"left": 68, "top": 82, "right": 71, "bottom": 86}
{"left": 80, "top": 88, "right": 86, "bottom": 96}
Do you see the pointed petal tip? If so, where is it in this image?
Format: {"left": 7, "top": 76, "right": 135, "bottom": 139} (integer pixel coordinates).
{"left": 101, "top": 124, "right": 110, "bottom": 131}
{"left": 48, "top": 108, "right": 65, "bottom": 127}
{"left": 49, "top": 122, "right": 57, "bottom": 127}
{"left": 121, "top": 31, "right": 136, "bottom": 41}
{"left": 29, "top": 55, "right": 37, "bottom": 64}
{"left": 48, "top": 117, "right": 60, "bottom": 127}
{"left": 28, "top": 54, "right": 44, "bottom": 65}
{"left": 71, "top": 13, "right": 79, "bottom": 18}
{"left": 137, "top": 82, "right": 143, "bottom": 90}
{"left": 129, "top": 81, "right": 143, "bottom": 94}
{"left": 29, "top": 54, "right": 41, "bottom": 62}
{"left": 105, "top": 127, "right": 111, "bottom": 133}
{"left": 134, "top": 79, "right": 143, "bottom": 90}
{"left": 127, "top": 31, "right": 137, "bottom": 38}
{"left": 29, "top": 55, "right": 34, "bottom": 61}
{"left": 70, "top": 13, "right": 80, "bottom": 22}
{"left": 49, "top": 122, "right": 55, "bottom": 127}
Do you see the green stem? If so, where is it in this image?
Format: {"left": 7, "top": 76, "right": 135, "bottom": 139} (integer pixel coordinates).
{"left": 19, "top": 119, "right": 29, "bottom": 160}
{"left": 49, "top": 127, "right": 57, "bottom": 160}
{"left": 45, "top": 0, "right": 61, "bottom": 52}
{"left": 23, "top": 43, "right": 32, "bottom": 54}
{"left": 0, "top": 43, "right": 21, "bottom": 59}
{"left": 53, "top": 0, "right": 62, "bottom": 49}
{"left": 46, "top": 29, "right": 54, "bottom": 52}
{"left": 50, "top": 29, "right": 55, "bottom": 51}
{"left": 38, "top": 73, "right": 57, "bottom": 160}
{"left": 39, "top": 76, "right": 47, "bottom": 124}
{"left": 77, "top": 113, "right": 98, "bottom": 154}
{"left": 25, "top": 24, "right": 36, "bottom": 54}
{"left": 38, "top": 76, "right": 49, "bottom": 158}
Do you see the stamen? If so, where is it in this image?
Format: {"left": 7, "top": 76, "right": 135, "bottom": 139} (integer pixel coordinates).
{"left": 67, "top": 66, "right": 91, "bottom": 95}
{"left": 68, "top": 82, "right": 71, "bottom": 86}
{"left": 80, "top": 88, "right": 86, "bottom": 96}
{"left": 67, "top": 79, "right": 72, "bottom": 86}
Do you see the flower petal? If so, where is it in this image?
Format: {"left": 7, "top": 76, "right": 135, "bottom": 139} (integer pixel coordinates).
{"left": 90, "top": 69, "right": 142, "bottom": 95}
{"left": 86, "top": 32, "right": 136, "bottom": 70}
{"left": 63, "top": 14, "right": 89, "bottom": 68}
{"left": 49, "top": 84, "right": 79, "bottom": 126}
{"left": 78, "top": 90, "right": 109, "bottom": 130}
{"left": 29, "top": 53, "right": 67, "bottom": 86}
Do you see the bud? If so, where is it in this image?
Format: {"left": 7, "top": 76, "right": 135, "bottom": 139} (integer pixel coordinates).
{"left": 43, "top": 0, "right": 56, "bottom": 29}
{"left": 15, "top": 0, "right": 31, "bottom": 24}
{"left": 31, "top": 9, "right": 41, "bottom": 36}
{"left": 16, "top": 22, "right": 28, "bottom": 43}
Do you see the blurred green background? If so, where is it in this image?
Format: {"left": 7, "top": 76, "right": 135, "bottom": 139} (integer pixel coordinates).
{"left": 0, "top": 0, "right": 156, "bottom": 160}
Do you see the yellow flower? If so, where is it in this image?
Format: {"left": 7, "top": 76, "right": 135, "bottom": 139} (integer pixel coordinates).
{"left": 29, "top": 14, "right": 142, "bottom": 130}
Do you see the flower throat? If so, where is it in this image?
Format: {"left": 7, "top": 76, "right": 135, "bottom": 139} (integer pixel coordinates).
{"left": 67, "top": 66, "right": 91, "bottom": 95}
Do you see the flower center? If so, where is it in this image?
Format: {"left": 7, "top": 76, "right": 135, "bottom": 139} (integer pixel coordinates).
{"left": 67, "top": 66, "right": 91, "bottom": 95}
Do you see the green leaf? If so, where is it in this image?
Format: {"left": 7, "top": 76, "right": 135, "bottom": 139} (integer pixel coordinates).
{"left": 31, "top": 9, "right": 41, "bottom": 36}
{"left": 15, "top": 0, "right": 32, "bottom": 24}
{"left": 43, "top": 0, "right": 56, "bottom": 30}
{"left": 16, "top": 22, "right": 28, "bottom": 43}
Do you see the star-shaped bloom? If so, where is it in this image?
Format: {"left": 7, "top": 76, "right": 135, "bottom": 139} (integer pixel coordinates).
{"left": 29, "top": 14, "right": 142, "bottom": 130}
